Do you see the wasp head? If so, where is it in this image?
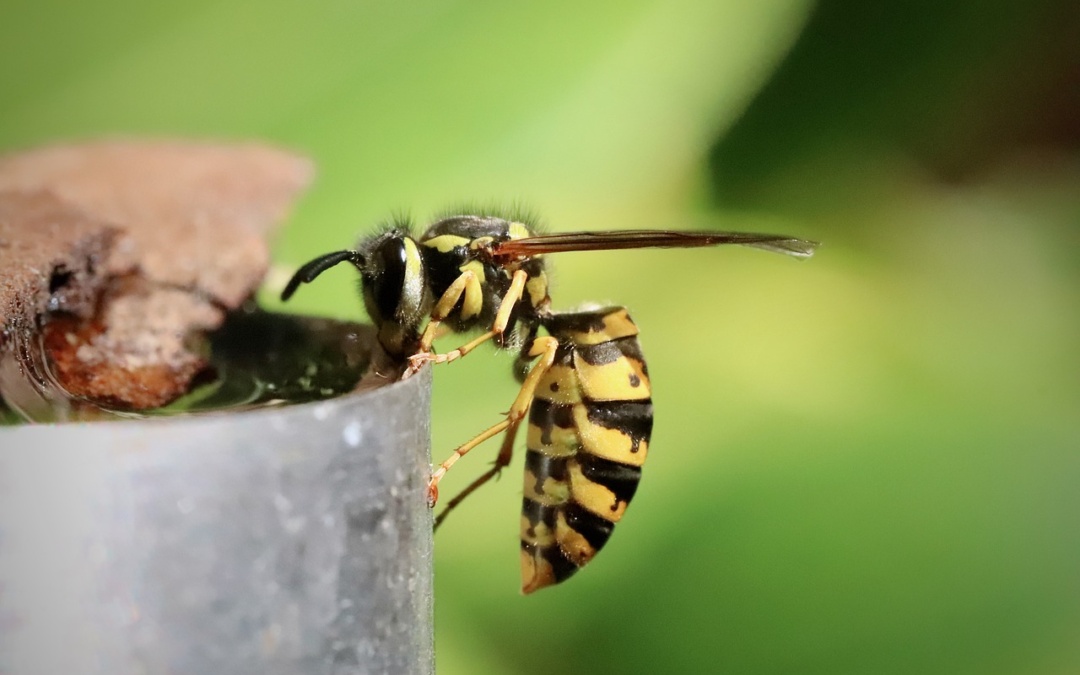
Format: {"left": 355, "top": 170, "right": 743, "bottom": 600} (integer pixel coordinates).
{"left": 280, "top": 226, "right": 432, "bottom": 357}
{"left": 356, "top": 228, "right": 432, "bottom": 356}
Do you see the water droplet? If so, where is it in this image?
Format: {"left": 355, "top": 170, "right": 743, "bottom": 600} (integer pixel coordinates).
{"left": 342, "top": 420, "right": 363, "bottom": 447}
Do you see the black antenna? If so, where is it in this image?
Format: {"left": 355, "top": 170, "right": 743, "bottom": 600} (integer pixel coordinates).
{"left": 281, "top": 250, "right": 364, "bottom": 301}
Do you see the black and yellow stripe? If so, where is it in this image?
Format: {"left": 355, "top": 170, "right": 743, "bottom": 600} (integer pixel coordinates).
{"left": 520, "top": 306, "right": 653, "bottom": 593}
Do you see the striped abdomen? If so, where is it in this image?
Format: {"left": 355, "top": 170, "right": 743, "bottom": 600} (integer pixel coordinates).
{"left": 520, "top": 307, "right": 653, "bottom": 593}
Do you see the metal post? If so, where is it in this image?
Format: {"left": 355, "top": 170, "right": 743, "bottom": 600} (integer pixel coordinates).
{"left": 0, "top": 368, "right": 433, "bottom": 675}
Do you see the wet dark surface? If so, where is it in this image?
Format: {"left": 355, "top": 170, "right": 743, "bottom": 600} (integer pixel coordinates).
{"left": 174, "top": 308, "right": 378, "bottom": 412}
{"left": 0, "top": 309, "right": 382, "bottom": 423}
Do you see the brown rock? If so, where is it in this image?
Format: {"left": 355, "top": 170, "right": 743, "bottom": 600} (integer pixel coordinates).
{"left": 0, "top": 190, "right": 129, "bottom": 337}
{"left": 0, "top": 139, "right": 314, "bottom": 306}
{"left": 0, "top": 140, "right": 314, "bottom": 412}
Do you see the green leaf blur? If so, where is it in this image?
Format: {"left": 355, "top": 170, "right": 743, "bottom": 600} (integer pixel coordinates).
{"left": 3, "top": 1, "right": 1077, "bottom": 673}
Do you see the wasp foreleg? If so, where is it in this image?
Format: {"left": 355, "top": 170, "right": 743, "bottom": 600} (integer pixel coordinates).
{"left": 409, "top": 269, "right": 528, "bottom": 372}
{"left": 416, "top": 269, "right": 480, "bottom": 354}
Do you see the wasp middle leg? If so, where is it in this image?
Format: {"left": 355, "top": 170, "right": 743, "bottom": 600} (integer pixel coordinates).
{"left": 427, "top": 334, "right": 559, "bottom": 510}
{"left": 433, "top": 420, "right": 520, "bottom": 530}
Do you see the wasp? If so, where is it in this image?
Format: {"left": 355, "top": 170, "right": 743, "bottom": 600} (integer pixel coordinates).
{"left": 281, "top": 213, "right": 817, "bottom": 593}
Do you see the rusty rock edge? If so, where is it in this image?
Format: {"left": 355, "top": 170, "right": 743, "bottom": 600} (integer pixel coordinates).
{"left": 0, "top": 139, "right": 315, "bottom": 413}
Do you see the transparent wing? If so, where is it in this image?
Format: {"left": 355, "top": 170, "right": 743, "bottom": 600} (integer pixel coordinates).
{"left": 492, "top": 230, "right": 819, "bottom": 260}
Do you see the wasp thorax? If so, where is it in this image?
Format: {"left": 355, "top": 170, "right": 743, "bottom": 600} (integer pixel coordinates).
{"left": 358, "top": 230, "right": 431, "bottom": 356}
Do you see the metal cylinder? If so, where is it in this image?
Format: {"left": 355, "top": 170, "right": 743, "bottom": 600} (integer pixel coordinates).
{"left": 0, "top": 368, "right": 433, "bottom": 675}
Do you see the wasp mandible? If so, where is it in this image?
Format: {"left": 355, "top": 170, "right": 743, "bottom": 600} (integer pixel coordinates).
{"left": 282, "top": 213, "right": 817, "bottom": 593}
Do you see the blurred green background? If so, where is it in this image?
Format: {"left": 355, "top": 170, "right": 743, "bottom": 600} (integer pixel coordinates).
{"left": 4, "top": 0, "right": 1078, "bottom": 672}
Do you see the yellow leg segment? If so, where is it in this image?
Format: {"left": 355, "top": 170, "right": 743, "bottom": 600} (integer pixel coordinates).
{"left": 428, "top": 335, "right": 560, "bottom": 514}
{"left": 409, "top": 269, "right": 529, "bottom": 372}
{"left": 506, "top": 336, "right": 558, "bottom": 421}
{"left": 427, "top": 419, "right": 510, "bottom": 507}
{"left": 417, "top": 270, "right": 479, "bottom": 353}
{"left": 493, "top": 270, "right": 528, "bottom": 335}
{"left": 433, "top": 419, "right": 522, "bottom": 530}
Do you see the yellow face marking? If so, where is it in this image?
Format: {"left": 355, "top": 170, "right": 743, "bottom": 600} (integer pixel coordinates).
{"left": 523, "top": 469, "right": 570, "bottom": 505}
{"left": 458, "top": 259, "right": 485, "bottom": 320}
{"left": 532, "top": 365, "right": 581, "bottom": 405}
{"left": 526, "top": 422, "right": 579, "bottom": 457}
{"left": 422, "top": 234, "right": 470, "bottom": 253}
{"left": 574, "top": 354, "right": 651, "bottom": 401}
{"left": 556, "top": 511, "right": 597, "bottom": 566}
{"left": 525, "top": 273, "right": 548, "bottom": 308}
{"left": 402, "top": 238, "right": 425, "bottom": 314}
{"left": 508, "top": 221, "right": 531, "bottom": 239}
{"left": 568, "top": 460, "right": 628, "bottom": 522}
{"left": 572, "top": 404, "right": 648, "bottom": 467}
{"left": 563, "top": 309, "right": 640, "bottom": 346}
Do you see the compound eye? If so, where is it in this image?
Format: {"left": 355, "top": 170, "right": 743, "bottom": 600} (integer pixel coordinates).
{"left": 364, "top": 234, "right": 428, "bottom": 328}
{"left": 370, "top": 238, "right": 408, "bottom": 321}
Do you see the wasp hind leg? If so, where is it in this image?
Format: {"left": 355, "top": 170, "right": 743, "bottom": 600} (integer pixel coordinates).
{"left": 408, "top": 269, "right": 528, "bottom": 373}
{"left": 427, "top": 335, "right": 560, "bottom": 517}
{"left": 433, "top": 420, "right": 521, "bottom": 530}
